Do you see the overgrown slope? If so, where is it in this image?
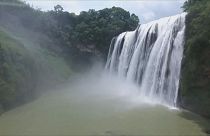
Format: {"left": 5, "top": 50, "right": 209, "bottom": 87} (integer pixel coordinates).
{"left": 0, "top": 30, "right": 37, "bottom": 112}
{"left": 180, "top": 0, "right": 210, "bottom": 118}
{"left": 0, "top": 1, "right": 72, "bottom": 113}
{"left": 0, "top": 26, "right": 73, "bottom": 113}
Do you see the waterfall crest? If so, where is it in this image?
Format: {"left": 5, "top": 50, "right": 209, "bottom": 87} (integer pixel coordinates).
{"left": 105, "top": 13, "right": 186, "bottom": 107}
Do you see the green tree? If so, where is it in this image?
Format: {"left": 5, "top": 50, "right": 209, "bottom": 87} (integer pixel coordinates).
{"left": 54, "top": 5, "right": 63, "bottom": 13}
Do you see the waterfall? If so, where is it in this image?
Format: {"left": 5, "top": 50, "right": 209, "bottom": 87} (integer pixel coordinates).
{"left": 105, "top": 13, "right": 186, "bottom": 107}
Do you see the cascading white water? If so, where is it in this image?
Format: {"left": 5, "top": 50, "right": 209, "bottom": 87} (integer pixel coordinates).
{"left": 105, "top": 13, "right": 186, "bottom": 107}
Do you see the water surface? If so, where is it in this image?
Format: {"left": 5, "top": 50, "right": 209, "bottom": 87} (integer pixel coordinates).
{"left": 0, "top": 77, "right": 209, "bottom": 136}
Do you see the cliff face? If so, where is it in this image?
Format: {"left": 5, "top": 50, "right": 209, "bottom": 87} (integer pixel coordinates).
{"left": 179, "top": 0, "right": 210, "bottom": 118}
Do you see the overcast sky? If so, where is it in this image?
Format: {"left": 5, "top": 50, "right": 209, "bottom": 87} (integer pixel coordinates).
{"left": 23, "top": 0, "right": 186, "bottom": 23}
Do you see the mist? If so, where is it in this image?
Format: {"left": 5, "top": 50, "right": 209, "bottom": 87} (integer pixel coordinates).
{"left": 0, "top": 1, "right": 210, "bottom": 136}
{"left": 0, "top": 64, "right": 208, "bottom": 135}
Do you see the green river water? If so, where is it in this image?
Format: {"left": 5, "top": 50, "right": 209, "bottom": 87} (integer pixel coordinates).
{"left": 0, "top": 80, "right": 209, "bottom": 136}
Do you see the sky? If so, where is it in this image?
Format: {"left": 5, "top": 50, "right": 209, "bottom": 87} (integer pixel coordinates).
{"left": 23, "top": 0, "right": 186, "bottom": 23}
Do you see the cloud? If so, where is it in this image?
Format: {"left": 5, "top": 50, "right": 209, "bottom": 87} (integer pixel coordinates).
{"left": 142, "top": 11, "right": 156, "bottom": 22}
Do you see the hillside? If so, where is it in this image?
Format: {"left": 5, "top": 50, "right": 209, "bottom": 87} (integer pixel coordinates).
{"left": 0, "top": 0, "right": 139, "bottom": 113}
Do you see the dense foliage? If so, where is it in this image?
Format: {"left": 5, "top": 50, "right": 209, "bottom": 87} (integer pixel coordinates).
{"left": 46, "top": 6, "right": 139, "bottom": 66}
{"left": 180, "top": 0, "right": 210, "bottom": 118}
{"left": 50, "top": 7, "right": 138, "bottom": 54}
{"left": 71, "top": 7, "right": 139, "bottom": 53}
